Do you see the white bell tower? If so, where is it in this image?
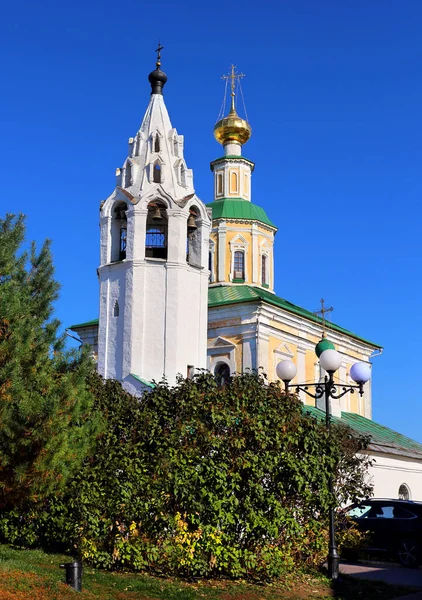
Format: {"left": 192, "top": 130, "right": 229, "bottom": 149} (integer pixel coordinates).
{"left": 97, "top": 50, "right": 211, "bottom": 391}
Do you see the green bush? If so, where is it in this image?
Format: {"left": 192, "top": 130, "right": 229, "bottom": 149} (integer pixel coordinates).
{"left": 0, "top": 371, "right": 372, "bottom": 580}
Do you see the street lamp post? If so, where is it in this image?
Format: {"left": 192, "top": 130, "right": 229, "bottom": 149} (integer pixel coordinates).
{"left": 276, "top": 343, "right": 371, "bottom": 581}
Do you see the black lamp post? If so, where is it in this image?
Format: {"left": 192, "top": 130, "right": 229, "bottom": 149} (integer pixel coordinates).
{"left": 276, "top": 343, "right": 371, "bottom": 580}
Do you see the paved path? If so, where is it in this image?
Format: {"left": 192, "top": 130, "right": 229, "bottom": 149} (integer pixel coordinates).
{"left": 340, "top": 561, "right": 422, "bottom": 597}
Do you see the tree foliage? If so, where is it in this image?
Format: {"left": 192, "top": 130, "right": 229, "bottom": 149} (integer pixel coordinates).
{"left": 0, "top": 214, "right": 100, "bottom": 509}
{"left": 0, "top": 370, "right": 373, "bottom": 579}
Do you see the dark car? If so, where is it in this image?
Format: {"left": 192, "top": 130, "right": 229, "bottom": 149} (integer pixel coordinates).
{"left": 344, "top": 498, "right": 422, "bottom": 567}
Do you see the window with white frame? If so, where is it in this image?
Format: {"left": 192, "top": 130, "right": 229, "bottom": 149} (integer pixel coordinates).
{"left": 261, "top": 254, "right": 268, "bottom": 285}
{"left": 233, "top": 251, "right": 245, "bottom": 280}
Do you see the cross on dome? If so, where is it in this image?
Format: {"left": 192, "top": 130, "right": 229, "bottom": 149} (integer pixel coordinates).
{"left": 314, "top": 298, "right": 334, "bottom": 338}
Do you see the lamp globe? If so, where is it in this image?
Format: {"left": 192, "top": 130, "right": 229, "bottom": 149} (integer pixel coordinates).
{"left": 276, "top": 360, "right": 297, "bottom": 382}
{"left": 350, "top": 362, "right": 371, "bottom": 384}
{"left": 319, "top": 349, "right": 342, "bottom": 373}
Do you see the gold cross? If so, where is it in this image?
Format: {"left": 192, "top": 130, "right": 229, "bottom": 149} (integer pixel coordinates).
{"left": 155, "top": 42, "right": 164, "bottom": 67}
{"left": 222, "top": 64, "right": 245, "bottom": 98}
{"left": 314, "top": 298, "right": 334, "bottom": 338}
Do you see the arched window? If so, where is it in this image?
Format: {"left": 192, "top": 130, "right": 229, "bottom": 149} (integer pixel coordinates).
{"left": 146, "top": 202, "right": 167, "bottom": 259}
{"left": 217, "top": 172, "right": 223, "bottom": 196}
{"left": 399, "top": 484, "right": 411, "bottom": 500}
{"left": 214, "top": 362, "right": 231, "bottom": 387}
{"left": 111, "top": 202, "right": 127, "bottom": 262}
{"left": 119, "top": 225, "right": 127, "bottom": 260}
{"left": 154, "top": 134, "right": 160, "bottom": 153}
{"left": 244, "top": 173, "right": 249, "bottom": 197}
{"left": 113, "top": 301, "right": 119, "bottom": 317}
{"left": 261, "top": 255, "right": 267, "bottom": 285}
{"left": 153, "top": 163, "right": 161, "bottom": 183}
{"left": 124, "top": 162, "right": 132, "bottom": 187}
{"left": 186, "top": 206, "right": 201, "bottom": 266}
{"left": 230, "top": 171, "right": 238, "bottom": 193}
{"left": 180, "top": 164, "right": 186, "bottom": 186}
{"left": 233, "top": 251, "right": 245, "bottom": 280}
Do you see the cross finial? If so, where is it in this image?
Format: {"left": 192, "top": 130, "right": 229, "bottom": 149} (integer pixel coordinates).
{"left": 314, "top": 298, "right": 334, "bottom": 338}
{"left": 222, "top": 64, "right": 245, "bottom": 111}
{"left": 155, "top": 42, "right": 164, "bottom": 68}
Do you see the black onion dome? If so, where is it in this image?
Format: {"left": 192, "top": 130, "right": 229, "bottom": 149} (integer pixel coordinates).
{"left": 148, "top": 68, "right": 167, "bottom": 95}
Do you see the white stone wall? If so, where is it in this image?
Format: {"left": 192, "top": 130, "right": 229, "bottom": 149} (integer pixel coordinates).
{"left": 97, "top": 90, "right": 210, "bottom": 387}
{"left": 368, "top": 451, "right": 422, "bottom": 501}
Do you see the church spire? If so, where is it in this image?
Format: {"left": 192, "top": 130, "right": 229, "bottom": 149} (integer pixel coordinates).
{"left": 148, "top": 43, "right": 168, "bottom": 95}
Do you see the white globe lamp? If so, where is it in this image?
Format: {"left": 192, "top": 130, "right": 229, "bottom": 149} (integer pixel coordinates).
{"left": 350, "top": 362, "right": 371, "bottom": 384}
{"left": 319, "top": 349, "right": 342, "bottom": 373}
{"left": 276, "top": 359, "right": 297, "bottom": 382}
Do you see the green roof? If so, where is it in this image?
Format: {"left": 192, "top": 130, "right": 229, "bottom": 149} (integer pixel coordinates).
{"left": 208, "top": 285, "right": 380, "bottom": 348}
{"left": 130, "top": 373, "right": 156, "bottom": 389}
{"left": 68, "top": 319, "right": 99, "bottom": 329}
{"left": 304, "top": 406, "right": 422, "bottom": 456}
{"left": 206, "top": 199, "right": 276, "bottom": 228}
{"left": 69, "top": 286, "right": 380, "bottom": 348}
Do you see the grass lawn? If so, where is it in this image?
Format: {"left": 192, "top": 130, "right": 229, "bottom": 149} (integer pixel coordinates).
{"left": 0, "top": 544, "right": 417, "bottom": 600}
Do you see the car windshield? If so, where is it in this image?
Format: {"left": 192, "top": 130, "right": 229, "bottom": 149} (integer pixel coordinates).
{"left": 347, "top": 503, "right": 416, "bottom": 519}
{"left": 347, "top": 504, "right": 373, "bottom": 518}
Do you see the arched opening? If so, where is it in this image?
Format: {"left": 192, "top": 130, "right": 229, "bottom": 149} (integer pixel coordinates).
{"left": 113, "top": 301, "right": 119, "bottom": 317}
{"left": 153, "top": 162, "right": 162, "bottom": 183}
{"left": 244, "top": 173, "right": 249, "bottom": 197}
{"left": 154, "top": 134, "right": 160, "bottom": 153}
{"left": 233, "top": 250, "right": 245, "bottom": 280}
{"left": 230, "top": 171, "right": 238, "bottom": 193}
{"left": 146, "top": 202, "right": 168, "bottom": 259}
{"left": 217, "top": 172, "right": 223, "bottom": 196}
{"left": 186, "top": 206, "right": 201, "bottom": 266}
{"left": 214, "top": 362, "right": 231, "bottom": 387}
{"left": 399, "top": 484, "right": 411, "bottom": 500}
{"left": 261, "top": 254, "right": 267, "bottom": 285}
{"left": 111, "top": 202, "right": 128, "bottom": 262}
{"left": 124, "top": 161, "right": 132, "bottom": 187}
{"left": 180, "top": 164, "right": 186, "bottom": 186}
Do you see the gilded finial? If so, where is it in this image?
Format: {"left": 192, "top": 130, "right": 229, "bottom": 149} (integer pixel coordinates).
{"left": 214, "top": 64, "right": 251, "bottom": 146}
{"left": 155, "top": 42, "right": 164, "bottom": 68}
{"left": 222, "top": 64, "right": 245, "bottom": 114}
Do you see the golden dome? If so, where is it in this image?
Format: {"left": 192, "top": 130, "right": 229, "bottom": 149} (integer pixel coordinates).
{"left": 214, "top": 104, "right": 252, "bottom": 146}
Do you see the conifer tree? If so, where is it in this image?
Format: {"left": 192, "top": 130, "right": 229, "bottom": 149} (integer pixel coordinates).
{"left": 0, "top": 214, "right": 99, "bottom": 509}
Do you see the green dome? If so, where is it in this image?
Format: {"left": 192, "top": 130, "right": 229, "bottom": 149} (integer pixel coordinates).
{"left": 315, "top": 338, "right": 335, "bottom": 358}
{"left": 206, "top": 199, "right": 276, "bottom": 229}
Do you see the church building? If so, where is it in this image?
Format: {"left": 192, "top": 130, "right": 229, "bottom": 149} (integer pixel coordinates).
{"left": 70, "top": 54, "right": 422, "bottom": 501}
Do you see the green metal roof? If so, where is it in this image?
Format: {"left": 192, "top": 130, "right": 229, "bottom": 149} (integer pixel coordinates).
{"left": 208, "top": 285, "right": 381, "bottom": 348}
{"left": 68, "top": 319, "right": 99, "bottom": 329}
{"left": 206, "top": 199, "right": 276, "bottom": 228}
{"left": 69, "top": 287, "right": 380, "bottom": 348}
{"left": 304, "top": 406, "right": 422, "bottom": 456}
{"left": 130, "top": 373, "right": 156, "bottom": 389}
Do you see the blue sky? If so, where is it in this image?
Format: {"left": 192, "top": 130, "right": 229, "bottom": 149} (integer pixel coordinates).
{"left": 1, "top": 1, "right": 422, "bottom": 441}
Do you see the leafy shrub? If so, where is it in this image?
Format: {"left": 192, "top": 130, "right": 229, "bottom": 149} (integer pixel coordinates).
{"left": 0, "top": 371, "right": 372, "bottom": 580}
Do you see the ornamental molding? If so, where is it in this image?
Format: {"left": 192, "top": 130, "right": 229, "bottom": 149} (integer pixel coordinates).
{"left": 212, "top": 217, "right": 276, "bottom": 232}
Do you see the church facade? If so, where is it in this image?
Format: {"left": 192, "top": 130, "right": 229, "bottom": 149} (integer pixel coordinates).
{"left": 70, "top": 57, "right": 422, "bottom": 501}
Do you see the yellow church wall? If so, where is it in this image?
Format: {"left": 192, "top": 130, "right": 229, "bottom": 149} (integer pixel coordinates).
{"left": 349, "top": 394, "right": 359, "bottom": 414}
{"left": 305, "top": 350, "right": 316, "bottom": 384}
{"left": 267, "top": 335, "right": 298, "bottom": 380}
